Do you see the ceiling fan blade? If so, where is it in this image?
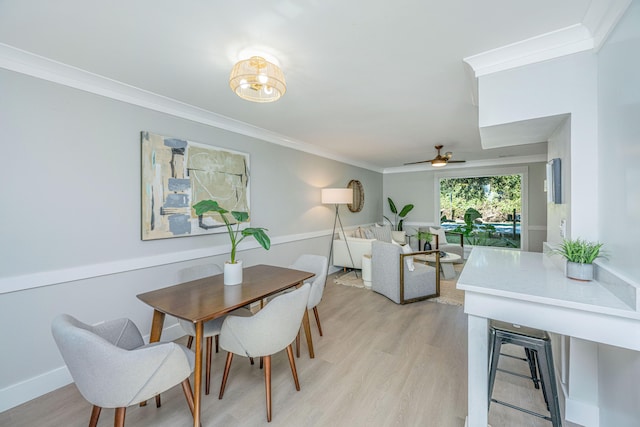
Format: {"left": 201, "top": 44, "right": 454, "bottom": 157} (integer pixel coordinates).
{"left": 403, "top": 160, "right": 432, "bottom": 165}
{"left": 447, "top": 160, "right": 466, "bottom": 163}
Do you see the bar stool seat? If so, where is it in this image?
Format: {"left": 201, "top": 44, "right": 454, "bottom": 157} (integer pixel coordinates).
{"left": 488, "top": 320, "right": 562, "bottom": 427}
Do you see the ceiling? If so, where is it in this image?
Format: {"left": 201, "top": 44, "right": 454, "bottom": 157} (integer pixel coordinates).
{"left": 0, "top": 0, "right": 616, "bottom": 171}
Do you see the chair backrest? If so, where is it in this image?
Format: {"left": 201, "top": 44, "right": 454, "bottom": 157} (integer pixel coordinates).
{"left": 289, "top": 254, "right": 328, "bottom": 309}
{"left": 179, "top": 263, "right": 223, "bottom": 282}
{"left": 220, "top": 283, "right": 311, "bottom": 357}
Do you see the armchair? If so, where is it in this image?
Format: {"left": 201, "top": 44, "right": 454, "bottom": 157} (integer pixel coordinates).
{"left": 371, "top": 241, "right": 440, "bottom": 304}
{"left": 51, "top": 314, "right": 195, "bottom": 427}
{"left": 422, "top": 226, "right": 464, "bottom": 263}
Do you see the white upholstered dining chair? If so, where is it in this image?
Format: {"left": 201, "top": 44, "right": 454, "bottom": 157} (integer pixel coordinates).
{"left": 177, "top": 263, "right": 252, "bottom": 394}
{"left": 289, "top": 254, "right": 328, "bottom": 357}
{"left": 218, "top": 283, "right": 311, "bottom": 422}
{"left": 51, "top": 314, "right": 195, "bottom": 427}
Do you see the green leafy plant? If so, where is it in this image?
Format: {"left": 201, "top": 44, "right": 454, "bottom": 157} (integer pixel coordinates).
{"left": 413, "top": 230, "right": 433, "bottom": 250}
{"left": 549, "top": 238, "right": 604, "bottom": 264}
{"left": 384, "top": 197, "right": 414, "bottom": 231}
{"left": 192, "top": 200, "right": 270, "bottom": 264}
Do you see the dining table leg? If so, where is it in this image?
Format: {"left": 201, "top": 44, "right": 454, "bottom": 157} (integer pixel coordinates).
{"left": 193, "top": 321, "right": 203, "bottom": 427}
{"left": 302, "top": 310, "right": 315, "bottom": 358}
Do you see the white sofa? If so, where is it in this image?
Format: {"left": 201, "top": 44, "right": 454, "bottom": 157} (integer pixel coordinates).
{"left": 332, "top": 225, "right": 405, "bottom": 269}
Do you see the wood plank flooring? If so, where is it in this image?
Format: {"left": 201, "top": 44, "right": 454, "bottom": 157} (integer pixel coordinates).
{"left": 0, "top": 272, "right": 560, "bottom": 427}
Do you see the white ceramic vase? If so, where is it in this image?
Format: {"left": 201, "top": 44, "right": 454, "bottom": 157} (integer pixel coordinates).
{"left": 566, "top": 261, "right": 594, "bottom": 281}
{"left": 224, "top": 260, "right": 243, "bottom": 285}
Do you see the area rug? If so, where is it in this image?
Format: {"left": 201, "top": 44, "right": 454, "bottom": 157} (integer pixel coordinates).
{"left": 333, "top": 264, "right": 465, "bottom": 306}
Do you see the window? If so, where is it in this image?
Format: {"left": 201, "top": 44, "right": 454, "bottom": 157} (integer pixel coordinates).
{"left": 436, "top": 170, "right": 526, "bottom": 249}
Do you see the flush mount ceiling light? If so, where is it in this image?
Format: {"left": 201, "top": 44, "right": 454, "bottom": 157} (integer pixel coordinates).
{"left": 229, "top": 56, "right": 286, "bottom": 103}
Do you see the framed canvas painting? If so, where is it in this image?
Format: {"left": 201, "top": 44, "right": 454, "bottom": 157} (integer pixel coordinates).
{"left": 141, "top": 131, "right": 251, "bottom": 240}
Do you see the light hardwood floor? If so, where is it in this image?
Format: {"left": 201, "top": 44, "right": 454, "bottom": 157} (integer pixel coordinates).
{"left": 1, "top": 272, "right": 559, "bottom": 427}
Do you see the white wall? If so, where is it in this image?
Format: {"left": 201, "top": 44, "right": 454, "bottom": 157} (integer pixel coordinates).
{"left": 595, "top": 1, "right": 640, "bottom": 425}
{"left": 0, "top": 68, "right": 382, "bottom": 411}
{"left": 479, "top": 51, "right": 599, "bottom": 242}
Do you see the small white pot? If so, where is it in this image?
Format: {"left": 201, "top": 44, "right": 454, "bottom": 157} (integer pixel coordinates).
{"left": 566, "top": 261, "right": 594, "bottom": 281}
{"left": 224, "top": 260, "right": 243, "bottom": 285}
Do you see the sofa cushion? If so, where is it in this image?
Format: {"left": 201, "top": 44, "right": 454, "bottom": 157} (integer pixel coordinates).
{"left": 430, "top": 227, "right": 448, "bottom": 246}
{"left": 372, "top": 223, "right": 392, "bottom": 242}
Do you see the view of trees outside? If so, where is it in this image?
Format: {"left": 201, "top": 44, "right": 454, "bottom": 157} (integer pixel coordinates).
{"left": 439, "top": 174, "right": 522, "bottom": 248}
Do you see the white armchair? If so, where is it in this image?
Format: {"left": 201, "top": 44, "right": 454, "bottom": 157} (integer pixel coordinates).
{"left": 51, "top": 314, "right": 195, "bottom": 427}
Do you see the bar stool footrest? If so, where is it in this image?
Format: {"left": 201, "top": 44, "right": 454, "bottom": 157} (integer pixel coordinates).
{"left": 491, "top": 399, "right": 552, "bottom": 421}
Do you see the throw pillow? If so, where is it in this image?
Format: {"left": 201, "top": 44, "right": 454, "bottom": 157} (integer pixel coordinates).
{"left": 430, "top": 227, "right": 448, "bottom": 247}
{"left": 363, "top": 227, "right": 375, "bottom": 239}
{"left": 372, "top": 223, "right": 393, "bottom": 242}
{"left": 401, "top": 243, "right": 415, "bottom": 271}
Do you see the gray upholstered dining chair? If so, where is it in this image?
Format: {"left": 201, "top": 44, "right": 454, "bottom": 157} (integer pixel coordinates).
{"left": 177, "top": 263, "right": 252, "bottom": 394}
{"left": 371, "top": 240, "right": 440, "bottom": 304}
{"left": 218, "top": 283, "right": 311, "bottom": 422}
{"left": 289, "top": 254, "right": 328, "bottom": 357}
{"left": 51, "top": 314, "right": 195, "bottom": 427}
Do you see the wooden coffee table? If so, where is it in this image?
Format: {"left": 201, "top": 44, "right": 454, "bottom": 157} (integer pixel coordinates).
{"left": 415, "top": 252, "right": 461, "bottom": 279}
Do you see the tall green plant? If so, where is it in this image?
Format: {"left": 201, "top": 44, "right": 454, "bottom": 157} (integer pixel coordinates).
{"left": 192, "top": 200, "right": 270, "bottom": 264}
{"left": 384, "top": 197, "right": 414, "bottom": 231}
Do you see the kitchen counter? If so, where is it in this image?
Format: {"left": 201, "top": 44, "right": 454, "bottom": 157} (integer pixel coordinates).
{"left": 458, "top": 247, "right": 640, "bottom": 427}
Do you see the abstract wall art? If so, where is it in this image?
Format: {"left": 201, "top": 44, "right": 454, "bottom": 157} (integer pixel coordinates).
{"left": 141, "top": 131, "right": 251, "bottom": 240}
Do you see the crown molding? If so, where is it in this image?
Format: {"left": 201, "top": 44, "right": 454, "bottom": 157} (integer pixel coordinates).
{"left": 463, "top": 1, "right": 632, "bottom": 77}
{"left": 463, "top": 24, "right": 593, "bottom": 77}
{"left": 583, "top": 0, "right": 632, "bottom": 51}
{"left": 383, "top": 154, "right": 547, "bottom": 174}
{"left": 0, "top": 43, "right": 382, "bottom": 173}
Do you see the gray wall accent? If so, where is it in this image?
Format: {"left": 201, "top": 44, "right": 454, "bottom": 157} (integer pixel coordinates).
{"left": 0, "top": 69, "right": 382, "bottom": 410}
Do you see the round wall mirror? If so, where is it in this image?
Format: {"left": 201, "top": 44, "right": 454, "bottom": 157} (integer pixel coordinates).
{"left": 347, "top": 180, "right": 364, "bottom": 212}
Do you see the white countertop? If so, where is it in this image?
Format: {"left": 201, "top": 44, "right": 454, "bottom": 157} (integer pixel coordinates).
{"left": 457, "top": 247, "right": 638, "bottom": 320}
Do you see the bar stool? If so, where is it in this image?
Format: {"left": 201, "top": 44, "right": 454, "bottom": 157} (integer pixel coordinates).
{"left": 488, "top": 320, "right": 562, "bottom": 427}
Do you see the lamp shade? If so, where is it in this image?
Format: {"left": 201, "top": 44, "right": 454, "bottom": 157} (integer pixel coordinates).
{"left": 229, "top": 56, "right": 286, "bottom": 103}
{"left": 322, "top": 188, "right": 353, "bottom": 204}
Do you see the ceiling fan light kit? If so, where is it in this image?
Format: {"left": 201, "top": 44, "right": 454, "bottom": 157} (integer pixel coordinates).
{"left": 229, "top": 56, "right": 286, "bottom": 103}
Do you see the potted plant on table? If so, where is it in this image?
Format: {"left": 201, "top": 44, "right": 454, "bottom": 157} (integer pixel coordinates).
{"left": 549, "top": 238, "right": 604, "bottom": 281}
{"left": 192, "top": 200, "right": 271, "bottom": 285}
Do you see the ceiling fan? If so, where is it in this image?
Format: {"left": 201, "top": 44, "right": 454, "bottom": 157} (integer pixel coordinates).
{"left": 404, "top": 145, "right": 466, "bottom": 167}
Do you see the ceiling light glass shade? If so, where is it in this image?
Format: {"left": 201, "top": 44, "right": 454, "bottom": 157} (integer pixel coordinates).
{"left": 321, "top": 188, "right": 353, "bottom": 204}
{"left": 229, "top": 56, "right": 286, "bottom": 103}
{"left": 431, "top": 159, "right": 447, "bottom": 167}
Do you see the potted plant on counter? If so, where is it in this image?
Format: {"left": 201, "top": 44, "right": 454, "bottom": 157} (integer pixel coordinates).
{"left": 193, "top": 200, "right": 271, "bottom": 285}
{"left": 550, "top": 238, "right": 604, "bottom": 281}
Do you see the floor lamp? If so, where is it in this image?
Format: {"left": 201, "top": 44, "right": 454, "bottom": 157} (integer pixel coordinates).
{"left": 322, "top": 188, "right": 358, "bottom": 278}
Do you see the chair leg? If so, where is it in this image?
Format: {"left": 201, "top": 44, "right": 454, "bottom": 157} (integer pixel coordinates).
{"left": 313, "top": 306, "right": 323, "bottom": 336}
{"left": 250, "top": 357, "right": 255, "bottom": 365}
{"left": 219, "top": 352, "right": 234, "bottom": 399}
{"left": 264, "top": 355, "right": 272, "bottom": 422}
{"left": 155, "top": 394, "right": 161, "bottom": 408}
{"left": 89, "top": 405, "right": 101, "bottom": 427}
{"left": 206, "top": 336, "right": 212, "bottom": 395}
{"left": 181, "top": 378, "right": 195, "bottom": 417}
{"left": 215, "top": 334, "right": 219, "bottom": 353}
{"left": 187, "top": 335, "right": 193, "bottom": 349}
{"left": 286, "top": 344, "right": 301, "bottom": 391}
{"left": 296, "top": 329, "right": 301, "bottom": 358}
{"left": 114, "top": 407, "right": 126, "bottom": 427}
{"left": 260, "top": 356, "right": 264, "bottom": 369}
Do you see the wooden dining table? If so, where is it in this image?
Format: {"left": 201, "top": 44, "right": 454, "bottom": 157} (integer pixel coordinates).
{"left": 137, "top": 264, "right": 315, "bottom": 427}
